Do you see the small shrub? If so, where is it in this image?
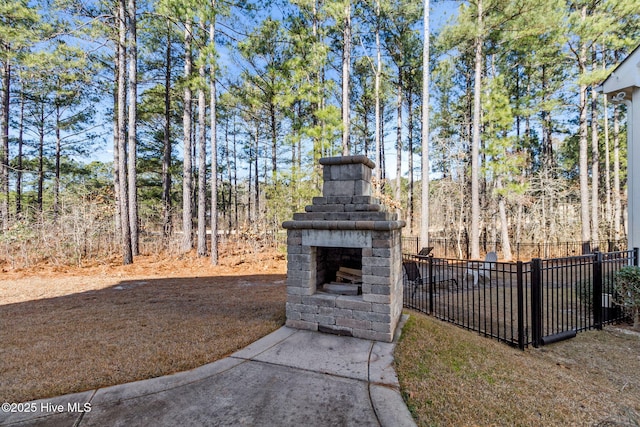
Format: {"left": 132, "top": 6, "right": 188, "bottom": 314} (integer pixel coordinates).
{"left": 614, "top": 266, "right": 640, "bottom": 330}
{"left": 577, "top": 276, "right": 617, "bottom": 311}
{"left": 577, "top": 279, "right": 593, "bottom": 310}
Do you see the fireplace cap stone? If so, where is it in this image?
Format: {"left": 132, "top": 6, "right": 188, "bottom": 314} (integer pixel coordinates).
{"left": 282, "top": 219, "right": 406, "bottom": 230}
{"left": 319, "top": 155, "right": 375, "bottom": 169}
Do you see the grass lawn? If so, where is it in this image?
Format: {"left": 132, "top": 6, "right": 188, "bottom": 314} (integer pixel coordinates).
{"left": 395, "top": 310, "right": 640, "bottom": 426}
{"left": 0, "top": 247, "right": 286, "bottom": 404}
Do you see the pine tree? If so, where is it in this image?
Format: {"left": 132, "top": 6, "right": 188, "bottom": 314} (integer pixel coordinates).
{"left": 197, "top": 21, "right": 208, "bottom": 257}
{"left": 181, "top": 20, "right": 193, "bottom": 253}
{"left": 127, "top": 0, "right": 139, "bottom": 256}
{"left": 210, "top": 14, "right": 218, "bottom": 265}
{"left": 117, "top": 0, "right": 132, "bottom": 264}
{"left": 565, "top": 0, "right": 638, "bottom": 250}
{"left": 342, "top": 0, "right": 351, "bottom": 155}
{"left": 0, "top": 0, "right": 40, "bottom": 230}
{"left": 381, "top": 0, "right": 421, "bottom": 204}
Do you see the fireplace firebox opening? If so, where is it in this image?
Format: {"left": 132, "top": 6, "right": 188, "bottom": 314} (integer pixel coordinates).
{"left": 315, "top": 247, "right": 363, "bottom": 296}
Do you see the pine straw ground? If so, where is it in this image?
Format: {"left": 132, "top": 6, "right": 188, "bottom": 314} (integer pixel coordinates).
{"left": 395, "top": 311, "right": 640, "bottom": 426}
{"left": 0, "top": 244, "right": 287, "bottom": 404}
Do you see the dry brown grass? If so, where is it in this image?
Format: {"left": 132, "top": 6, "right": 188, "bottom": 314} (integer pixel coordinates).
{"left": 0, "top": 244, "right": 287, "bottom": 404}
{"left": 395, "top": 310, "right": 640, "bottom": 426}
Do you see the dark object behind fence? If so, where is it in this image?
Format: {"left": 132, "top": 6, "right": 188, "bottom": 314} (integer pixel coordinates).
{"left": 402, "top": 248, "right": 639, "bottom": 349}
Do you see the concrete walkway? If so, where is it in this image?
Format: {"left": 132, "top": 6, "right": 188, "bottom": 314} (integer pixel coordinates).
{"left": 1, "top": 318, "right": 415, "bottom": 427}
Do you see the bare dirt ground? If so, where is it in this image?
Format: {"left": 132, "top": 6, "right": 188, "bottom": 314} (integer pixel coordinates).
{"left": 0, "top": 244, "right": 287, "bottom": 404}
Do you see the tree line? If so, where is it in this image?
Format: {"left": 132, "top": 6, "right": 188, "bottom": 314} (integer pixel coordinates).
{"left": 0, "top": 0, "right": 638, "bottom": 266}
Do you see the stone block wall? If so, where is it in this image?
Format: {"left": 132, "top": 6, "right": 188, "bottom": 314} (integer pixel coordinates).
{"left": 285, "top": 227, "right": 403, "bottom": 342}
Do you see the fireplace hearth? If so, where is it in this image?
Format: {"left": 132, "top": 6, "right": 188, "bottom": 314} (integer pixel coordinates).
{"left": 282, "top": 155, "right": 405, "bottom": 342}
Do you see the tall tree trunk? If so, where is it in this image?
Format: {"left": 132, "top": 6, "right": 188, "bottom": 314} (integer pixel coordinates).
{"left": 590, "top": 85, "right": 599, "bottom": 244}
{"left": 603, "top": 91, "right": 612, "bottom": 235}
{"left": 374, "top": 0, "right": 382, "bottom": 179}
{"left": 341, "top": 0, "right": 351, "bottom": 156}
{"left": 497, "top": 179, "right": 512, "bottom": 261}
{"left": 420, "top": 0, "right": 430, "bottom": 248}
{"left": 117, "top": 0, "right": 132, "bottom": 264}
{"left": 590, "top": 49, "right": 599, "bottom": 244}
{"left": 253, "top": 124, "right": 259, "bottom": 229}
{"left": 395, "top": 69, "right": 402, "bottom": 202}
{"left": 181, "top": 21, "right": 193, "bottom": 253}
{"left": 197, "top": 22, "right": 207, "bottom": 257}
{"left": 16, "top": 88, "right": 24, "bottom": 216}
{"left": 226, "top": 116, "right": 232, "bottom": 235}
{"left": 270, "top": 104, "right": 276, "bottom": 180}
{"left": 470, "top": 0, "right": 483, "bottom": 260}
{"left": 408, "top": 90, "right": 414, "bottom": 235}
{"left": 363, "top": 104, "right": 370, "bottom": 157}
{"left": 196, "top": 82, "right": 206, "bottom": 256}
{"left": 191, "top": 109, "right": 197, "bottom": 216}
{"left": 161, "top": 24, "right": 172, "bottom": 246}
{"left": 233, "top": 115, "right": 238, "bottom": 229}
{"left": 113, "top": 50, "right": 121, "bottom": 235}
{"left": 37, "top": 105, "right": 44, "bottom": 212}
{"left": 248, "top": 140, "right": 252, "bottom": 224}
{"left": 0, "top": 60, "right": 9, "bottom": 230}
{"left": 54, "top": 106, "right": 61, "bottom": 219}
{"left": 311, "top": 0, "right": 325, "bottom": 187}
{"left": 578, "top": 7, "right": 591, "bottom": 250}
{"left": 291, "top": 106, "right": 297, "bottom": 210}
{"left": 380, "top": 103, "right": 386, "bottom": 181}
{"left": 602, "top": 52, "right": 612, "bottom": 237}
{"left": 210, "top": 17, "right": 218, "bottom": 265}
{"left": 579, "top": 87, "right": 591, "bottom": 247}
{"left": 127, "top": 0, "right": 139, "bottom": 256}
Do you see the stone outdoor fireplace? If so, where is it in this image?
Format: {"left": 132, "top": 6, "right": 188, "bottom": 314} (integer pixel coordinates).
{"left": 282, "top": 155, "right": 405, "bottom": 342}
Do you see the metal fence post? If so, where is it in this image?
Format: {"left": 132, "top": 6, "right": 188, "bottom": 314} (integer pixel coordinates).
{"left": 428, "top": 255, "right": 434, "bottom": 314}
{"left": 531, "top": 258, "right": 543, "bottom": 348}
{"left": 517, "top": 261, "right": 525, "bottom": 350}
{"left": 634, "top": 247, "right": 639, "bottom": 267}
{"left": 593, "top": 251, "right": 603, "bottom": 330}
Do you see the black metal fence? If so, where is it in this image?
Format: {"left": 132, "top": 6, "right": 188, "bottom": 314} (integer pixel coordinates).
{"left": 401, "top": 236, "right": 628, "bottom": 261}
{"left": 402, "top": 248, "right": 638, "bottom": 349}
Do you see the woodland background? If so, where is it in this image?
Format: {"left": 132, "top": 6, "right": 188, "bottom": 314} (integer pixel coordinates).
{"left": 0, "top": 0, "right": 639, "bottom": 266}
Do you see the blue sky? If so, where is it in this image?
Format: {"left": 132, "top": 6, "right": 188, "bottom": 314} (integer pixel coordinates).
{"left": 86, "top": 0, "right": 460, "bottom": 183}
